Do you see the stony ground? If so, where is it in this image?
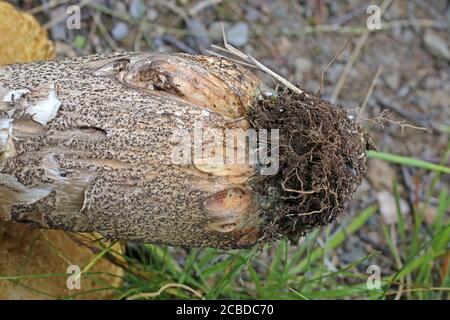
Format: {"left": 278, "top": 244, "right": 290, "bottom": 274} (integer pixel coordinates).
{"left": 11, "top": 0, "right": 450, "bottom": 296}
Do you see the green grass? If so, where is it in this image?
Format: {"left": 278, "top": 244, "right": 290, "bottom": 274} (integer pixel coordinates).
{"left": 367, "top": 151, "right": 450, "bottom": 174}
{"left": 117, "top": 149, "right": 450, "bottom": 300}
{"left": 1, "top": 150, "right": 448, "bottom": 300}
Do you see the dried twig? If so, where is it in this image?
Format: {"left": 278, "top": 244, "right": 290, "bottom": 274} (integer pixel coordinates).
{"left": 374, "top": 92, "right": 433, "bottom": 131}
{"left": 188, "top": 0, "right": 222, "bottom": 16}
{"left": 27, "top": 0, "right": 71, "bottom": 15}
{"left": 330, "top": 0, "right": 392, "bottom": 103}
{"left": 280, "top": 19, "right": 446, "bottom": 36}
{"left": 91, "top": 11, "right": 119, "bottom": 50}
{"left": 362, "top": 109, "right": 430, "bottom": 133}
{"left": 127, "top": 283, "right": 203, "bottom": 300}
{"left": 317, "top": 37, "right": 353, "bottom": 97}
{"left": 329, "top": 33, "right": 369, "bottom": 103}
{"left": 211, "top": 24, "right": 307, "bottom": 96}
{"left": 358, "top": 66, "right": 383, "bottom": 117}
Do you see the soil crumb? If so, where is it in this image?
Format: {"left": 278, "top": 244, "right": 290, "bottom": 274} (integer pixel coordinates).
{"left": 248, "top": 87, "right": 371, "bottom": 242}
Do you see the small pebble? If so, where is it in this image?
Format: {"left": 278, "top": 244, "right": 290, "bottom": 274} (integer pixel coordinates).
{"left": 327, "top": 63, "right": 344, "bottom": 83}
{"left": 129, "top": 0, "right": 145, "bottom": 19}
{"left": 112, "top": 22, "right": 129, "bottom": 41}
{"left": 397, "top": 85, "right": 410, "bottom": 97}
{"left": 146, "top": 8, "right": 158, "bottom": 21}
{"left": 245, "top": 7, "right": 259, "bottom": 21}
{"left": 208, "top": 21, "right": 231, "bottom": 41}
{"left": 384, "top": 72, "right": 400, "bottom": 91}
{"left": 187, "top": 19, "right": 210, "bottom": 49}
{"left": 226, "top": 22, "right": 249, "bottom": 47}
{"left": 423, "top": 30, "right": 450, "bottom": 61}
{"left": 294, "top": 57, "right": 312, "bottom": 82}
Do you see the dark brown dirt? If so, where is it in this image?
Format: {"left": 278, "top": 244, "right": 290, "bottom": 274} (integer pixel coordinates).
{"left": 249, "top": 87, "right": 371, "bottom": 242}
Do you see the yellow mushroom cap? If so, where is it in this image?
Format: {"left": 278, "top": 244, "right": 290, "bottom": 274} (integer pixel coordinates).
{"left": 0, "top": 2, "right": 55, "bottom": 65}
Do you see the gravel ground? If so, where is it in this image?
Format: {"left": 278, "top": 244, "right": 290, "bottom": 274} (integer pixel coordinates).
{"left": 11, "top": 0, "right": 450, "bottom": 287}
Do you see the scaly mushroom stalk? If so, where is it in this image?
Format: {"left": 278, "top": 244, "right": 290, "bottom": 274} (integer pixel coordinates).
{"left": 0, "top": 52, "right": 369, "bottom": 249}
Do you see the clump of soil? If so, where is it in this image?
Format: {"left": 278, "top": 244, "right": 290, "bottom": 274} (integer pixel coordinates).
{"left": 248, "top": 87, "right": 372, "bottom": 242}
